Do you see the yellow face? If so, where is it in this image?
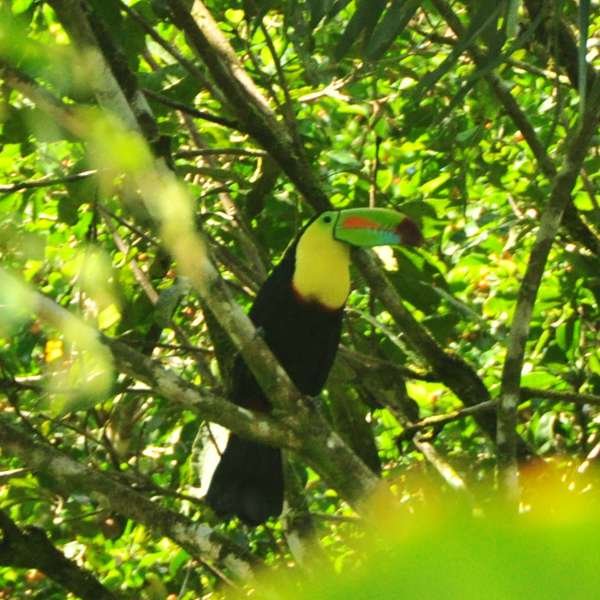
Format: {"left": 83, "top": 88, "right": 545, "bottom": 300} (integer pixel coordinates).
{"left": 292, "top": 212, "right": 351, "bottom": 310}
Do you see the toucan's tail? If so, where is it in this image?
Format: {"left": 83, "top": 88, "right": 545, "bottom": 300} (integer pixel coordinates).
{"left": 205, "top": 434, "right": 283, "bottom": 525}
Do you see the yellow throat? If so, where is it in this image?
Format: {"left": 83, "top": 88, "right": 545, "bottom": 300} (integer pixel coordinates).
{"left": 292, "top": 217, "right": 351, "bottom": 310}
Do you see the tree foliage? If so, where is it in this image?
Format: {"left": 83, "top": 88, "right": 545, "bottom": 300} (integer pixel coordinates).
{"left": 0, "top": 0, "right": 599, "bottom": 597}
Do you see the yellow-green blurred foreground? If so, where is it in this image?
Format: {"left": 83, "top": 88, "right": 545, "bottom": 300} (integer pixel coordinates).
{"left": 242, "top": 468, "right": 599, "bottom": 600}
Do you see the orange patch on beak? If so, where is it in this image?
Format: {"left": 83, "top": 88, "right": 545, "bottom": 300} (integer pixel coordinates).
{"left": 340, "top": 215, "right": 380, "bottom": 229}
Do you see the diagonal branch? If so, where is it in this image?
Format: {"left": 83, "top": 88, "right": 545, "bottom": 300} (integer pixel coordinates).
{"left": 0, "top": 418, "right": 256, "bottom": 579}
{"left": 497, "top": 77, "right": 600, "bottom": 500}
{"left": 0, "top": 170, "right": 97, "bottom": 194}
{"left": 0, "top": 268, "right": 294, "bottom": 450}
{"left": 431, "top": 0, "right": 600, "bottom": 258}
{"left": 0, "top": 510, "right": 119, "bottom": 600}
{"left": 165, "top": 0, "right": 331, "bottom": 211}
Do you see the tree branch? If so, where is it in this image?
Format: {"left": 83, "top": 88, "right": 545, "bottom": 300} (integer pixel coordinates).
{"left": 399, "top": 400, "right": 497, "bottom": 439}
{"left": 352, "top": 249, "right": 496, "bottom": 432}
{"left": 498, "top": 77, "right": 600, "bottom": 500}
{"left": 142, "top": 88, "right": 240, "bottom": 129}
{"left": 520, "top": 387, "right": 600, "bottom": 406}
{"left": 0, "top": 418, "right": 256, "bottom": 579}
{"left": 0, "top": 510, "right": 118, "bottom": 600}
{"left": 399, "top": 386, "right": 600, "bottom": 439}
{"left": 165, "top": 0, "right": 331, "bottom": 211}
{"left": 0, "top": 170, "right": 97, "bottom": 194}
{"left": 431, "top": 0, "right": 600, "bottom": 258}
{"left": 523, "top": 0, "right": 598, "bottom": 95}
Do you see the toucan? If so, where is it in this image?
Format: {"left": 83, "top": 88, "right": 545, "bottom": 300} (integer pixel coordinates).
{"left": 205, "top": 207, "right": 422, "bottom": 525}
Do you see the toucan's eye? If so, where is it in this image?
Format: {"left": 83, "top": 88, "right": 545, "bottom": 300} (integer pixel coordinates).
{"left": 323, "top": 215, "right": 332, "bottom": 223}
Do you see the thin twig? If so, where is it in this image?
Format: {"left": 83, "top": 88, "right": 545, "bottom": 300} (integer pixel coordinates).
{"left": 142, "top": 88, "right": 239, "bottom": 129}
{"left": 400, "top": 400, "right": 497, "bottom": 438}
{"left": 256, "top": 13, "right": 303, "bottom": 150}
{"left": 311, "top": 512, "right": 362, "bottom": 523}
{"left": 97, "top": 204, "right": 161, "bottom": 248}
{"left": 369, "top": 136, "right": 381, "bottom": 208}
{"left": 176, "top": 147, "right": 267, "bottom": 158}
{"left": 0, "top": 468, "right": 31, "bottom": 483}
{"left": 338, "top": 346, "right": 436, "bottom": 381}
{"left": 101, "top": 209, "right": 160, "bottom": 304}
{"left": 0, "top": 170, "right": 97, "bottom": 194}
{"left": 520, "top": 387, "right": 600, "bottom": 406}
{"left": 400, "top": 386, "right": 600, "bottom": 438}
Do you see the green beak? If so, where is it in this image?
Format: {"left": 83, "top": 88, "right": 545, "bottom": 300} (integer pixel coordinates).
{"left": 333, "top": 208, "right": 423, "bottom": 248}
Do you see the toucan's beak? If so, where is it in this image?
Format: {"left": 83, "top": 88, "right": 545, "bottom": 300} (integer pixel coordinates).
{"left": 333, "top": 208, "right": 423, "bottom": 248}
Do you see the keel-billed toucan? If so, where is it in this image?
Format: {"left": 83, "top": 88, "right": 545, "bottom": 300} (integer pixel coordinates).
{"left": 205, "top": 207, "right": 422, "bottom": 525}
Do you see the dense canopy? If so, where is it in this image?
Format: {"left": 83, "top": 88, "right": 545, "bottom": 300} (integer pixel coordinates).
{"left": 0, "top": 0, "right": 599, "bottom": 598}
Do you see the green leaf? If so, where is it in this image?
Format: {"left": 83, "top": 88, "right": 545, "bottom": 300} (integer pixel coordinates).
{"left": 589, "top": 351, "right": 600, "bottom": 376}
{"left": 1, "top": 107, "right": 30, "bottom": 144}
{"left": 419, "top": 172, "right": 451, "bottom": 194}
{"left": 11, "top": 0, "right": 35, "bottom": 15}
{"left": 325, "top": 0, "right": 353, "bottom": 23}
{"left": 328, "top": 149, "right": 360, "bottom": 168}
{"left": 439, "top": 7, "right": 545, "bottom": 121}
{"left": 169, "top": 549, "right": 191, "bottom": 578}
{"left": 57, "top": 195, "right": 82, "bottom": 226}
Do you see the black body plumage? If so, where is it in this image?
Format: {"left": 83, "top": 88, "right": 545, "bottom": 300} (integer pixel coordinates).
{"left": 205, "top": 232, "right": 344, "bottom": 525}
